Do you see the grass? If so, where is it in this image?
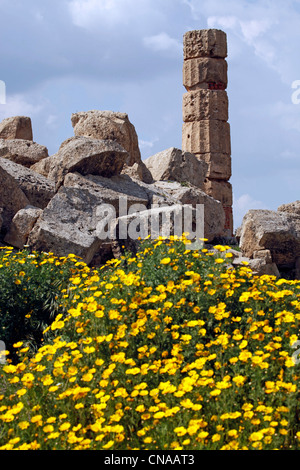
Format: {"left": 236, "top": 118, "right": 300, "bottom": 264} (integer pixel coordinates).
{"left": 0, "top": 236, "right": 300, "bottom": 450}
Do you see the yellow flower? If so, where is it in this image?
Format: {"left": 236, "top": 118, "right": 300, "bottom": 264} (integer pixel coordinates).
{"left": 233, "top": 375, "right": 246, "bottom": 386}
{"left": 18, "top": 421, "right": 30, "bottom": 430}
{"left": 174, "top": 426, "right": 187, "bottom": 436}
{"left": 59, "top": 422, "right": 71, "bottom": 432}
{"left": 103, "top": 440, "right": 114, "bottom": 449}
{"left": 136, "top": 405, "right": 146, "bottom": 413}
{"left": 43, "top": 425, "right": 54, "bottom": 433}
{"left": 228, "top": 429, "right": 238, "bottom": 438}
{"left": 160, "top": 257, "right": 171, "bottom": 265}
{"left": 250, "top": 432, "right": 264, "bottom": 442}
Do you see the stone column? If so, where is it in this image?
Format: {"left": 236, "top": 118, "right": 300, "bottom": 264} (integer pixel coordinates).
{"left": 182, "top": 29, "right": 233, "bottom": 237}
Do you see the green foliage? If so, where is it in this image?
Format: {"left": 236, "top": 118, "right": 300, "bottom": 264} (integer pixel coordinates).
{"left": 0, "top": 247, "right": 82, "bottom": 360}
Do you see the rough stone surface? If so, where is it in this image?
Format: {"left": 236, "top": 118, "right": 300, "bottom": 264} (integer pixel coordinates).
{"left": 253, "top": 249, "right": 273, "bottom": 264}
{"left": 182, "top": 121, "right": 231, "bottom": 155}
{"left": 27, "top": 185, "right": 108, "bottom": 265}
{"left": 4, "top": 206, "right": 43, "bottom": 249}
{"left": 223, "top": 205, "right": 234, "bottom": 237}
{"left": 183, "top": 89, "right": 228, "bottom": 122}
{"left": 0, "top": 116, "right": 33, "bottom": 141}
{"left": 71, "top": 110, "right": 141, "bottom": 168}
{"left": 121, "top": 161, "right": 154, "bottom": 184}
{"left": 111, "top": 204, "right": 204, "bottom": 256}
{"left": 0, "top": 139, "right": 48, "bottom": 167}
{"left": 0, "top": 157, "right": 55, "bottom": 209}
{"left": 278, "top": 200, "right": 300, "bottom": 216}
{"left": 239, "top": 209, "right": 300, "bottom": 268}
{"left": 183, "top": 58, "right": 228, "bottom": 91}
{"left": 63, "top": 172, "right": 150, "bottom": 214}
{"left": 31, "top": 136, "right": 128, "bottom": 189}
{"left": 183, "top": 29, "right": 227, "bottom": 60}
{"left": 26, "top": 172, "right": 157, "bottom": 264}
{"left": 143, "top": 147, "right": 207, "bottom": 189}
{"left": 202, "top": 180, "right": 233, "bottom": 206}
{"left": 231, "top": 256, "right": 280, "bottom": 277}
{"left": 196, "top": 153, "right": 231, "bottom": 180}
{"left": 149, "top": 180, "right": 225, "bottom": 242}
{"left": 0, "top": 164, "right": 30, "bottom": 233}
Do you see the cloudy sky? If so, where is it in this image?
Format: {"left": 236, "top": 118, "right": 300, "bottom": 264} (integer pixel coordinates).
{"left": 1, "top": 0, "right": 300, "bottom": 229}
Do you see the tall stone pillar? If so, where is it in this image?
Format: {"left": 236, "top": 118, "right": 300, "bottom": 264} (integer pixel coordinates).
{"left": 182, "top": 29, "right": 233, "bottom": 237}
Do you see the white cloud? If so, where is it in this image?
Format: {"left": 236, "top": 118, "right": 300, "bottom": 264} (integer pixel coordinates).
{"left": 45, "top": 114, "right": 58, "bottom": 128}
{"left": 143, "top": 32, "right": 181, "bottom": 55}
{"left": 240, "top": 19, "right": 273, "bottom": 43}
{"left": 68, "top": 0, "right": 160, "bottom": 30}
{"left": 0, "top": 94, "right": 43, "bottom": 121}
{"left": 207, "top": 15, "right": 238, "bottom": 30}
{"left": 69, "top": 0, "right": 124, "bottom": 27}
{"left": 139, "top": 138, "right": 158, "bottom": 151}
{"left": 195, "top": 1, "right": 300, "bottom": 84}
{"left": 207, "top": 15, "right": 274, "bottom": 48}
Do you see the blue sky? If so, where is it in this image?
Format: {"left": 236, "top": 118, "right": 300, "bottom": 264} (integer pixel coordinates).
{"left": 1, "top": 0, "right": 300, "bottom": 229}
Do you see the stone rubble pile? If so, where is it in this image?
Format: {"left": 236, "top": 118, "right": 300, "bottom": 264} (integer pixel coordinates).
{"left": 0, "top": 28, "right": 298, "bottom": 280}
{"left": 0, "top": 111, "right": 226, "bottom": 266}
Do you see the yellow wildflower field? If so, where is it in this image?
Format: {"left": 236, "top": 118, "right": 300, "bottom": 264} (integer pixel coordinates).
{"left": 0, "top": 237, "right": 300, "bottom": 450}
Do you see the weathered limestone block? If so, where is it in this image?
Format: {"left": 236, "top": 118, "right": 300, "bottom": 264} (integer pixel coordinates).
{"left": 183, "top": 29, "right": 227, "bottom": 60}
{"left": 203, "top": 179, "right": 233, "bottom": 206}
{"left": 232, "top": 256, "right": 280, "bottom": 277}
{"left": 0, "top": 139, "right": 48, "bottom": 168}
{"left": 150, "top": 180, "right": 225, "bottom": 242}
{"left": 4, "top": 206, "right": 43, "bottom": 249}
{"left": 0, "top": 165, "right": 29, "bottom": 233}
{"left": 182, "top": 121, "right": 231, "bottom": 155}
{"left": 143, "top": 147, "right": 207, "bottom": 189}
{"left": 196, "top": 153, "right": 231, "bottom": 180}
{"left": 71, "top": 110, "right": 154, "bottom": 183}
{"left": 71, "top": 110, "right": 141, "bottom": 168}
{"left": 27, "top": 185, "right": 107, "bottom": 265}
{"left": 183, "top": 89, "right": 228, "bottom": 122}
{"left": 183, "top": 58, "right": 227, "bottom": 91}
{"left": 27, "top": 171, "right": 158, "bottom": 264}
{"left": 110, "top": 204, "right": 205, "bottom": 256}
{"left": 252, "top": 249, "right": 273, "bottom": 264}
{"left": 239, "top": 209, "right": 300, "bottom": 268}
{"left": 63, "top": 172, "right": 149, "bottom": 214}
{"left": 0, "top": 116, "right": 33, "bottom": 141}
{"left": 278, "top": 200, "right": 300, "bottom": 216}
{"left": 31, "top": 136, "right": 128, "bottom": 189}
{"left": 0, "top": 157, "right": 55, "bottom": 209}
{"left": 121, "top": 161, "right": 154, "bottom": 184}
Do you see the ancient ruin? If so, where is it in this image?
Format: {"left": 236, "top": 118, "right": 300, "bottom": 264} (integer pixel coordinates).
{"left": 0, "top": 29, "right": 299, "bottom": 278}
{"left": 182, "top": 29, "right": 233, "bottom": 236}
